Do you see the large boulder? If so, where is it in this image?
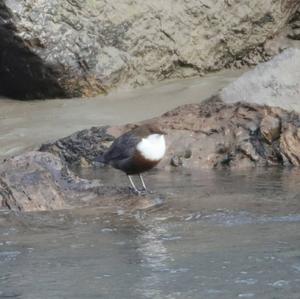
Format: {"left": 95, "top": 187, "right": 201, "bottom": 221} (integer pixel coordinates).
{"left": 220, "top": 48, "right": 300, "bottom": 111}
{"left": 1, "top": 0, "right": 299, "bottom": 99}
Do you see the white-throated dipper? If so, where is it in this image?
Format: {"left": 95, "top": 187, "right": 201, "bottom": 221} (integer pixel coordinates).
{"left": 95, "top": 124, "right": 166, "bottom": 194}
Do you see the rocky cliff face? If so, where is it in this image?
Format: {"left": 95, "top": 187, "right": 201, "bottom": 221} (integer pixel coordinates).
{"left": 1, "top": 0, "right": 299, "bottom": 99}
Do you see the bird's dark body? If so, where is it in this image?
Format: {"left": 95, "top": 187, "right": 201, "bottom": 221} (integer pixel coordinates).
{"left": 96, "top": 126, "right": 162, "bottom": 175}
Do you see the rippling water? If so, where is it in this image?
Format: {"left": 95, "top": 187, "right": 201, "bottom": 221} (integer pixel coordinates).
{"left": 1, "top": 168, "right": 300, "bottom": 299}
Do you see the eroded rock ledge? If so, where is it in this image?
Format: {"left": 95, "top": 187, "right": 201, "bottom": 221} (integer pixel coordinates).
{"left": 1, "top": 0, "right": 300, "bottom": 99}
{"left": 42, "top": 98, "right": 300, "bottom": 170}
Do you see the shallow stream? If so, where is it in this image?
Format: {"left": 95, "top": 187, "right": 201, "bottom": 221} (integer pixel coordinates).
{"left": 1, "top": 69, "right": 300, "bottom": 298}
{"left": 0, "top": 168, "right": 300, "bottom": 299}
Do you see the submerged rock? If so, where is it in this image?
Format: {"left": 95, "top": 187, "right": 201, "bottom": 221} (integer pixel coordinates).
{"left": 0, "top": 151, "right": 136, "bottom": 211}
{"left": 0, "top": 151, "right": 155, "bottom": 211}
{"left": 0, "top": 0, "right": 299, "bottom": 99}
{"left": 0, "top": 151, "right": 99, "bottom": 211}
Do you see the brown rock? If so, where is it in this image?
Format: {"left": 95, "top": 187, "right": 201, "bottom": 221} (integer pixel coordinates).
{"left": 41, "top": 97, "right": 300, "bottom": 171}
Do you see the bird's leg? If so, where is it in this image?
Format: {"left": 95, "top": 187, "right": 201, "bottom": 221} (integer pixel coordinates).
{"left": 139, "top": 174, "right": 154, "bottom": 194}
{"left": 138, "top": 174, "right": 147, "bottom": 192}
{"left": 127, "top": 175, "right": 140, "bottom": 195}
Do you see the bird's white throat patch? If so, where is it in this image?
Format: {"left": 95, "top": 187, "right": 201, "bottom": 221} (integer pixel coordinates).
{"left": 137, "top": 134, "right": 166, "bottom": 161}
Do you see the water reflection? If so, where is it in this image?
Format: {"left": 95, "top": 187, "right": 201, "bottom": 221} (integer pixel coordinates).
{"left": 135, "top": 223, "right": 171, "bottom": 298}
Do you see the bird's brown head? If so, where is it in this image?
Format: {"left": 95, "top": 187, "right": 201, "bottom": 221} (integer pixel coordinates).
{"left": 133, "top": 123, "right": 166, "bottom": 137}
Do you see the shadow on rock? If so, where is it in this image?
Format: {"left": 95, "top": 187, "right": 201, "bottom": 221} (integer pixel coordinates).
{"left": 0, "top": 3, "right": 65, "bottom": 99}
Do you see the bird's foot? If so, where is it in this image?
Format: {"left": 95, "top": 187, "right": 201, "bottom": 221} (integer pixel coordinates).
{"left": 129, "top": 187, "right": 147, "bottom": 196}
{"left": 139, "top": 189, "right": 148, "bottom": 196}
{"left": 140, "top": 187, "right": 154, "bottom": 195}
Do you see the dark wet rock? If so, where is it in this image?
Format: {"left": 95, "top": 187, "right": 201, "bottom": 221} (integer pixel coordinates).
{"left": 1, "top": 0, "right": 299, "bottom": 99}
{"left": 40, "top": 126, "right": 115, "bottom": 166}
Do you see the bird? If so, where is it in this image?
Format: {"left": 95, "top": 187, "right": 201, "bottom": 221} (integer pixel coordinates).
{"left": 95, "top": 123, "right": 166, "bottom": 194}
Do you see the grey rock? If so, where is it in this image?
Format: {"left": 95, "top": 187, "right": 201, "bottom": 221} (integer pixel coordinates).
{"left": 0, "top": 0, "right": 299, "bottom": 99}
{"left": 220, "top": 48, "right": 300, "bottom": 111}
